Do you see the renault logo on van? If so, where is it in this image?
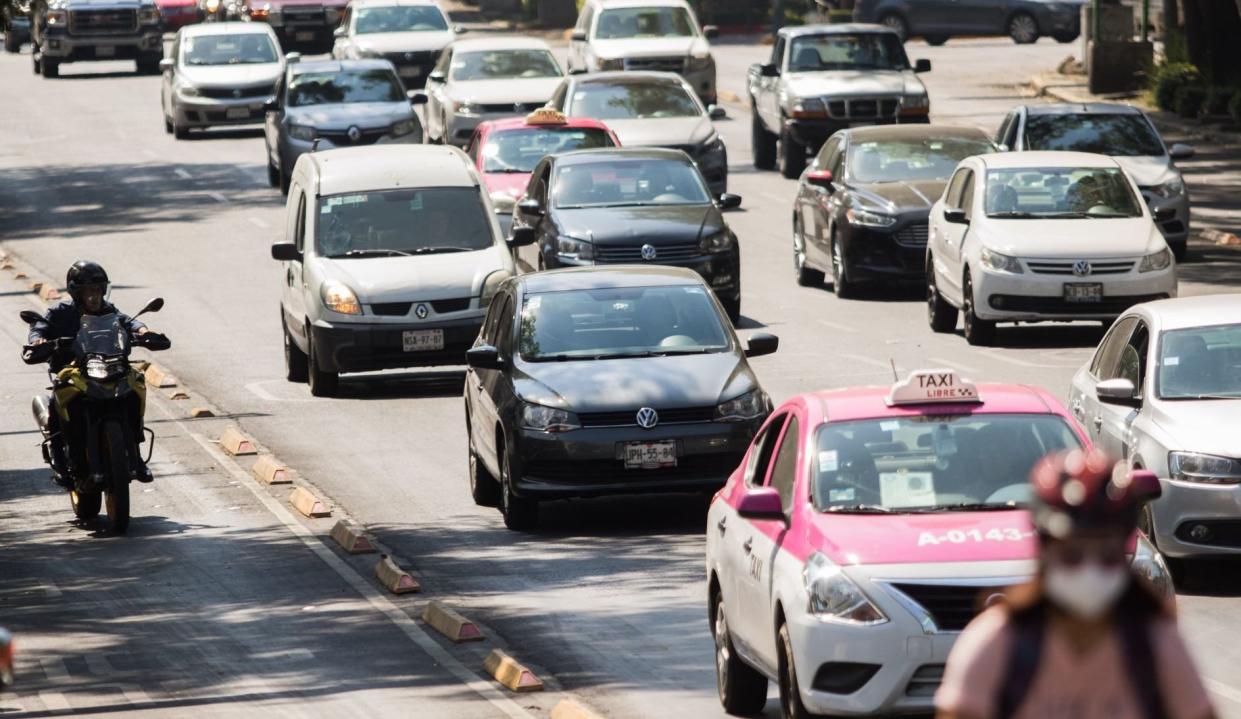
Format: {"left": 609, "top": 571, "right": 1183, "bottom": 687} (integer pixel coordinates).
{"left": 347, "top": 125, "right": 362, "bottom": 142}
{"left": 414, "top": 303, "right": 429, "bottom": 319}
{"left": 1072, "top": 260, "right": 1092, "bottom": 277}
{"left": 640, "top": 244, "right": 657, "bottom": 261}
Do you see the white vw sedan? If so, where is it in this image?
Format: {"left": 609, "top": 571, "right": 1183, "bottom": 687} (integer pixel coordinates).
{"left": 925, "top": 151, "right": 1177, "bottom": 345}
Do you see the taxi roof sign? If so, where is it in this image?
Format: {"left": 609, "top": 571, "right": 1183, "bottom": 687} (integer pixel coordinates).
{"left": 525, "top": 108, "right": 568, "bottom": 125}
{"left": 886, "top": 369, "right": 981, "bottom": 406}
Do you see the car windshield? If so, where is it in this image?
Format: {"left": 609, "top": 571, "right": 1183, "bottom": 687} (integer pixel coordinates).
{"left": 483, "top": 128, "right": 614, "bottom": 173}
{"left": 813, "top": 414, "right": 1082, "bottom": 512}
{"left": 315, "top": 188, "right": 494, "bottom": 257}
{"left": 288, "top": 69, "right": 403, "bottom": 106}
{"left": 788, "top": 33, "right": 910, "bottom": 72}
{"left": 569, "top": 81, "right": 700, "bottom": 120}
{"left": 1157, "top": 323, "right": 1241, "bottom": 399}
{"left": 984, "top": 167, "right": 1143, "bottom": 218}
{"left": 595, "top": 6, "right": 695, "bottom": 39}
{"left": 1023, "top": 114, "right": 1165, "bottom": 157}
{"left": 520, "top": 285, "right": 730, "bottom": 361}
{"left": 354, "top": 5, "right": 448, "bottom": 33}
{"left": 450, "top": 49, "right": 562, "bottom": 81}
{"left": 553, "top": 158, "right": 710, "bottom": 208}
{"left": 182, "top": 34, "right": 278, "bottom": 65}
{"left": 848, "top": 137, "right": 993, "bottom": 183}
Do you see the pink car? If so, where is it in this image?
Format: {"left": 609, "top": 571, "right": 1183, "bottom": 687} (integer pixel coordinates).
{"left": 704, "top": 369, "right": 1173, "bottom": 717}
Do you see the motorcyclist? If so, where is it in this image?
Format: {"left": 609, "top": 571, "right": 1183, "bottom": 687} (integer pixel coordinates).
{"left": 26, "top": 261, "right": 155, "bottom": 487}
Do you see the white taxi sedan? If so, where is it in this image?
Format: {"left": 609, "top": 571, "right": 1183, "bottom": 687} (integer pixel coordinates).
{"left": 705, "top": 369, "right": 1171, "bottom": 716}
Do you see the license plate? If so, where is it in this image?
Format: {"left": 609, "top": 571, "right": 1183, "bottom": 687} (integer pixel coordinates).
{"left": 295, "top": 31, "right": 315, "bottom": 41}
{"left": 398, "top": 65, "right": 422, "bottom": 78}
{"left": 96, "top": 45, "right": 115, "bottom": 57}
{"left": 402, "top": 329, "right": 444, "bottom": 352}
{"left": 1063, "top": 282, "right": 1103, "bottom": 303}
{"left": 226, "top": 106, "right": 250, "bottom": 119}
{"left": 624, "top": 440, "right": 677, "bottom": 469}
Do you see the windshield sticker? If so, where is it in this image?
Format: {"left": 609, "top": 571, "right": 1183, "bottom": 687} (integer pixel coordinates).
{"left": 880, "top": 470, "right": 935, "bottom": 508}
{"left": 879, "top": 420, "right": 900, "bottom": 432}
{"left": 408, "top": 194, "right": 424, "bottom": 210}
{"left": 526, "top": 296, "right": 542, "bottom": 310}
{"left": 818, "top": 450, "right": 838, "bottom": 473}
{"left": 1164, "top": 356, "right": 1179, "bottom": 366}
{"left": 918, "top": 527, "right": 1036, "bottom": 546}
{"left": 829, "top": 487, "right": 855, "bottom": 503}
{"left": 326, "top": 195, "right": 369, "bottom": 208}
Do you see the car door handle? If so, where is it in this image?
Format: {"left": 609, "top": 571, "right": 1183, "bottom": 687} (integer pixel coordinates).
{"left": 716, "top": 516, "right": 726, "bottom": 535}
{"left": 742, "top": 538, "right": 753, "bottom": 554}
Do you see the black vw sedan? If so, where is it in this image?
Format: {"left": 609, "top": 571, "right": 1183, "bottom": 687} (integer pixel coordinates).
{"left": 791, "top": 125, "right": 993, "bottom": 298}
{"left": 463, "top": 266, "right": 778, "bottom": 531}
{"left": 511, "top": 148, "right": 744, "bottom": 323}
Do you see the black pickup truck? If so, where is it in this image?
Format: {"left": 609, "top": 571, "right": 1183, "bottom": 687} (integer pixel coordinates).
{"left": 3, "top": 0, "right": 32, "bottom": 53}
{"left": 30, "top": 0, "right": 164, "bottom": 77}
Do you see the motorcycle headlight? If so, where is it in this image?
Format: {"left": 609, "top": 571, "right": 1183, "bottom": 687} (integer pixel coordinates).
{"left": 390, "top": 119, "right": 416, "bottom": 137}
{"left": 979, "top": 246, "right": 1023, "bottom": 274}
{"left": 288, "top": 123, "right": 317, "bottom": 141}
{"left": 1169, "top": 451, "right": 1241, "bottom": 484}
{"left": 85, "top": 357, "right": 109, "bottom": 380}
{"left": 320, "top": 281, "right": 362, "bottom": 315}
{"left": 699, "top": 230, "right": 733, "bottom": 254}
{"left": 453, "top": 100, "right": 481, "bottom": 116}
{"left": 790, "top": 98, "right": 827, "bottom": 119}
{"left": 804, "top": 552, "right": 887, "bottom": 624}
{"left": 715, "top": 388, "right": 768, "bottom": 422}
{"left": 138, "top": 6, "right": 161, "bottom": 23}
{"left": 556, "top": 236, "right": 594, "bottom": 262}
{"left": 1130, "top": 534, "right": 1175, "bottom": 602}
{"left": 596, "top": 57, "right": 625, "bottom": 71}
{"left": 1150, "top": 176, "right": 1186, "bottom": 199}
{"left": 45, "top": 9, "right": 67, "bottom": 25}
{"left": 845, "top": 207, "right": 897, "bottom": 228}
{"left": 1139, "top": 248, "right": 1173, "bottom": 272}
{"left": 480, "top": 270, "right": 510, "bottom": 308}
{"left": 520, "top": 401, "right": 580, "bottom": 433}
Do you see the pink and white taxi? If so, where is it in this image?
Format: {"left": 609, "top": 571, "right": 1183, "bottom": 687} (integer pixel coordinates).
{"left": 705, "top": 369, "right": 1173, "bottom": 717}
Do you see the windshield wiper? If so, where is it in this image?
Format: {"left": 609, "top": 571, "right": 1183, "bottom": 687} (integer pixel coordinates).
{"left": 652, "top": 347, "right": 714, "bottom": 356}
{"left": 826, "top": 504, "right": 892, "bottom": 514}
{"left": 331, "top": 249, "right": 417, "bottom": 258}
{"left": 988, "top": 211, "right": 1038, "bottom": 218}
{"left": 591, "top": 351, "right": 656, "bottom": 360}
{"left": 913, "top": 502, "right": 1020, "bottom": 512}
{"left": 410, "top": 246, "right": 473, "bottom": 254}
{"left": 1164, "top": 393, "right": 1241, "bottom": 400}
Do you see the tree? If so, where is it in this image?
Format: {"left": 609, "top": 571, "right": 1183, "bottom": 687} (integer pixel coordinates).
{"left": 1182, "top": 0, "right": 1241, "bottom": 85}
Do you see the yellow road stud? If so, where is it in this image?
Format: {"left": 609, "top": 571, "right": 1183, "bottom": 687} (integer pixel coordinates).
{"left": 422, "top": 601, "right": 483, "bottom": 642}
{"left": 289, "top": 486, "right": 331, "bottom": 518}
{"left": 329, "top": 519, "right": 375, "bottom": 554}
{"left": 219, "top": 427, "right": 257, "bottom": 456}
{"left": 251, "top": 454, "right": 292, "bottom": 484}
{"left": 483, "top": 649, "right": 544, "bottom": 693}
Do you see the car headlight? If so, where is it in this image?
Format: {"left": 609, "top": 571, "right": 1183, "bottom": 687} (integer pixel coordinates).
{"left": 979, "top": 246, "right": 1023, "bottom": 274}
{"left": 687, "top": 51, "right": 712, "bottom": 70}
{"left": 85, "top": 357, "right": 110, "bottom": 380}
{"left": 1130, "top": 534, "right": 1175, "bottom": 602}
{"left": 520, "top": 401, "right": 580, "bottom": 433}
{"left": 556, "top": 236, "right": 593, "bottom": 262}
{"left": 1139, "top": 248, "right": 1173, "bottom": 272}
{"left": 596, "top": 57, "right": 625, "bottom": 71}
{"left": 453, "top": 100, "right": 481, "bottom": 116}
{"left": 138, "top": 6, "right": 161, "bottom": 24}
{"left": 354, "top": 45, "right": 381, "bottom": 58}
{"left": 178, "top": 82, "right": 201, "bottom": 97}
{"left": 45, "top": 9, "right": 67, "bottom": 25}
{"left": 845, "top": 207, "right": 897, "bottom": 228}
{"left": 804, "top": 552, "right": 887, "bottom": 624}
{"left": 902, "top": 93, "right": 929, "bottom": 109}
{"left": 790, "top": 98, "right": 827, "bottom": 119}
{"left": 1150, "top": 176, "right": 1186, "bottom": 199}
{"left": 320, "top": 281, "right": 362, "bottom": 315}
{"left": 480, "top": 270, "right": 510, "bottom": 308}
{"left": 390, "top": 119, "right": 416, "bottom": 137}
{"left": 1169, "top": 451, "right": 1241, "bottom": 484}
{"left": 288, "top": 123, "right": 317, "bottom": 141}
{"left": 715, "top": 388, "right": 768, "bottom": 421}
{"left": 699, "top": 230, "right": 733, "bottom": 254}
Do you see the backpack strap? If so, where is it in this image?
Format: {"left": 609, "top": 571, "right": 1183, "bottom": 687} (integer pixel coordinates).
{"left": 997, "top": 604, "right": 1047, "bottom": 719}
{"left": 1117, "top": 610, "right": 1167, "bottom": 719}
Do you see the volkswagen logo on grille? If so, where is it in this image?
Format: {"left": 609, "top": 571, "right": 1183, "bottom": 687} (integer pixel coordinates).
{"left": 232, "top": 89, "right": 243, "bottom": 98}
{"left": 404, "top": 52, "right": 414, "bottom": 61}
{"left": 347, "top": 125, "right": 362, "bottom": 143}
{"left": 636, "top": 407, "right": 659, "bottom": 429}
{"left": 640, "top": 244, "right": 657, "bottom": 261}
{"left": 414, "top": 303, "right": 429, "bottom": 319}
{"left": 1072, "top": 260, "right": 1093, "bottom": 277}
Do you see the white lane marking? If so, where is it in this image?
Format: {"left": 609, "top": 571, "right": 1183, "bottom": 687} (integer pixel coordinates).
{"left": 927, "top": 356, "right": 980, "bottom": 374}
{"left": 840, "top": 352, "right": 892, "bottom": 369}
{"left": 180, "top": 430, "right": 538, "bottom": 719}
{"left": 248, "top": 216, "right": 270, "bottom": 228}
{"left": 760, "top": 191, "right": 787, "bottom": 205}
{"left": 174, "top": 168, "right": 192, "bottom": 179}
{"left": 39, "top": 657, "right": 69, "bottom": 681}
{"left": 816, "top": 318, "right": 858, "bottom": 333}
{"left": 207, "top": 192, "right": 228, "bottom": 204}
{"left": 1204, "top": 677, "right": 1241, "bottom": 707}
{"left": 978, "top": 349, "right": 1052, "bottom": 368}
{"left": 243, "top": 380, "right": 315, "bottom": 403}
{"left": 38, "top": 691, "right": 72, "bottom": 714}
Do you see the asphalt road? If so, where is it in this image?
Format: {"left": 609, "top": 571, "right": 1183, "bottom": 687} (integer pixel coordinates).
{"left": 2, "top": 34, "right": 1241, "bottom": 718}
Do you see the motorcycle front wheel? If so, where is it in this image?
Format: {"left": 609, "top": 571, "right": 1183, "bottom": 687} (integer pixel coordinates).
{"left": 102, "top": 421, "right": 131, "bottom": 534}
{"left": 70, "top": 489, "right": 101, "bottom": 522}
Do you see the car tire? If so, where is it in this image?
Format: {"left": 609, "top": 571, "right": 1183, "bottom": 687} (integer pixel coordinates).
{"left": 42, "top": 58, "right": 59, "bottom": 78}
{"left": 927, "top": 262, "right": 958, "bottom": 333}
{"left": 279, "top": 168, "right": 290, "bottom": 196}
{"left": 924, "top": 34, "right": 948, "bottom": 46}
{"left": 173, "top": 118, "right": 189, "bottom": 140}
{"left": 880, "top": 12, "right": 909, "bottom": 42}
{"left": 1171, "top": 241, "right": 1187, "bottom": 262}
{"left": 4, "top": 32, "right": 19, "bottom": 53}
{"left": 164, "top": 115, "right": 174, "bottom": 134}
{"left": 721, "top": 295, "right": 741, "bottom": 325}
{"left": 499, "top": 440, "right": 538, "bottom": 531}
{"left": 467, "top": 413, "right": 501, "bottom": 508}
{"left": 713, "top": 593, "right": 768, "bottom": 716}
{"left": 794, "top": 216, "right": 824, "bottom": 287}
{"left": 962, "top": 270, "right": 996, "bottom": 346}
{"left": 282, "top": 314, "right": 308, "bottom": 383}
{"left": 1053, "top": 31, "right": 1079, "bottom": 43}
{"left": 779, "top": 125, "right": 806, "bottom": 179}
{"left": 777, "top": 623, "right": 818, "bottom": 719}
{"left": 1008, "top": 12, "right": 1040, "bottom": 44}
{"left": 751, "top": 107, "right": 777, "bottom": 171}
{"left": 306, "top": 333, "right": 338, "bottom": 397}
{"left": 267, "top": 156, "right": 280, "bottom": 188}
{"left": 830, "top": 235, "right": 854, "bottom": 299}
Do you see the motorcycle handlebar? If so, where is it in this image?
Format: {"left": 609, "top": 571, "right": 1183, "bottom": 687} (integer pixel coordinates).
{"left": 134, "top": 332, "right": 171, "bottom": 351}
{"left": 21, "top": 331, "right": 171, "bottom": 365}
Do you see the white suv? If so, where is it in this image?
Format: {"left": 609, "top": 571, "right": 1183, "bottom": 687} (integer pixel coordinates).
{"left": 270, "top": 145, "right": 533, "bottom": 396}
{"left": 925, "top": 151, "right": 1177, "bottom": 346}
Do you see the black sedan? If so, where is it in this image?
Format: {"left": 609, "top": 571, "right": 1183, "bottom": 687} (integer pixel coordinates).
{"left": 791, "top": 125, "right": 993, "bottom": 298}
{"left": 463, "top": 266, "right": 777, "bottom": 531}
{"left": 511, "top": 147, "right": 744, "bottom": 322}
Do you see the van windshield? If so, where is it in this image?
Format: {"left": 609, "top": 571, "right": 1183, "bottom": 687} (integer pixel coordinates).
{"left": 316, "top": 187, "right": 495, "bottom": 257}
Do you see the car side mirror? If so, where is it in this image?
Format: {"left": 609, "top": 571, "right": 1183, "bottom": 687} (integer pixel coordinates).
{"left": 1097, "top": 378, "right": 1140, "bottom": 407}
{"left": 20, "top": 310, "right": 42, "bottom": 325}
{"left": 703, "top": 25, "right": 719, "bottom": 40}
{"left": 428, "top": 70, "right": 445, "bottom": 83}
{"left": 285, "top": 52, "right": 302, "bottom": 64}
{"left": 507, "top": 226, "right": 537, "bottom": 248}
{"left": 263, "top": 98, "right": 280, "bottom": 112}
{"left": 1152, "top": 206, "right": 1176, "bottom": 222}
{"left": 943, "top": 207, "right": 968, "bottom": 224}
{"left": 333, "top": 26, "right": 345, "bottom": 38}
{"left": 914, "top": 58, "right": 931, "bottom": 73}
{"left": 1168, "top": 143, "right": 1194, "bottom": 160}
{"left": 570, "top": 29, "right": 587, "bottom": 42}
{"left": 717, "top": 192, "right": 742, "bottom": 210}
{"left": 408, "top": 90, "right": 427, "bottom": 105}
{"left": 737, "top": 486, "right": 785, "bottom": 521}
{"left": 466, "top": 344, "right": 504, "bottom": 370}
{"left": 134, "top": 297, "right": 164, "bottom": 319}
{"left": 760, "top": 63, "right": 779, "bottom": 78}
{"left": 568, "top": 67, "right": 587, "bottom": 75}
{"left": 745, "top": 332, "right": 778, "bottom": 357}
{"left": 159, "top": 57, "right": 174, "bottom": 73}
{"left": 1127, "top": 468, "right": 1162, "bottom": 503}
{"left": 995, "top": 142, "right": 1010, "bottom": 152}
{"left": 517, "top": 198, "right": 543, "bottom": 217}
{"left": 454, "top": 24, "right": 467, "bottom": 34}
{"left": 707, "top": 104, "right": 726, "bottom": 120}
{"left": 271, "top": 242, "right": 302, "bottom": 262}
{"left": 806, "top": 169, "right": 833, "bottom": 189}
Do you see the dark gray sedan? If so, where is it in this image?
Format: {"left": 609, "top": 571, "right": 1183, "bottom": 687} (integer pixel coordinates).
{"left": 854, "top": 0, "right": 1084, "bottom": 44}
{"left": 463, "top": 266, "right": 778, "bottom": 531}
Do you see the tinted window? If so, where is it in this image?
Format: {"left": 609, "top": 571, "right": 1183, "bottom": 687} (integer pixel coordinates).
{"left": 595, "top": 6, "right": 694, "bottom": 39}
{"left": 1157, "top": 323, "right": 1241, "bottom": 399}
{"left": 848, "top": 137, "right": 993, "bottom": 183}
{"left": 1116, "top": 322, "right": 1149, "bottom": 393}
{"left": 553, "top": 158, "right": 710, "bottom": 208}
{"left": 451, "top": 50, "right": 563, "bottom": 81}
{"left": 945, "top": 168, "right": 968, "bottom": 206}
{"left": 568, "top": 81, "right": 700, "bottom": 120}
{"left": 768, "top": 416, "right": 801, "bottom": 511}
{"left": 788, "top": 33, "right": 909, "bottom": 72}
{"left": 1024, "top": 114, "right": 1164, "bottom": 157}
{"left": 315, "top": 187, "right": 494, "bottom": 256}
{"left": 182, "top": 33, "right": 278, "bottom": 65}
{"left": 519, "top": 285, "right": 730, "bottom": 361}
{"left": 354, "top": 5, "right": 447, "bottom": 33}
{"left": 746, "top": 416, "right": 787, "bottom": 486}
{"left": 1092, "top": 317, "right": 1137, "bottom": 378}
{"left": 483, "top": 128, "right": 614, "bottom": 173}
{"left": 984, "top": 167, "right": 1142, "bottom": 218}
{"left": 288, "top": 69, "right": 403, "bottom": 106}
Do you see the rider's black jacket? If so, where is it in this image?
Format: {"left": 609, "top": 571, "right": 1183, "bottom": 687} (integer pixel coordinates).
{"left": 27, "top": 301, "right": 146, "bottom": 371}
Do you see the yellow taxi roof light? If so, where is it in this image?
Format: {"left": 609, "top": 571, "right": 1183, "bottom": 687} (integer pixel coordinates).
{"left": 525, "top": 108, "right": 567, "bottom": 125}
{"left": 886, "top": 369, "right": 981, "bottom": 406}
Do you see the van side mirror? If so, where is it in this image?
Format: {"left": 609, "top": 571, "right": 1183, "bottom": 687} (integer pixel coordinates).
{"left": 507, "top": 226, "right": 537, "bottom": 248}
{"left": 1152, "top": 206, "right": 1175, "bottom": 222}
{"left": 263, "top": 98, "right": 280, "bottom": 112}
{"left": 159, "top": 57, "right": 174, "bottom": 72}
{"left": 737, "top": 487, "right": 784, "bottom": 521}
{"left": 454, "top": 24, "right": 467, "bottom": 34}
{"left": 703, "top": 25, "right": 719, "bottom": 39}
{"left": 914, "top": 58, "right": 931, "bottom": 73}
{"left": 285, "top": 52, "right": 302, "bottom": 64}
{"left": 20, "top": 310, "right": 42, "bottom": 325}
{"left": 943, "top": 207, "right": 968, "bottom": 224}
{"left": 708, "top": 104, "right": 726, "bottom": 120}
{"left": 517, "top": 198, "right": 543, "bottom": 217}
{"left": 428, "top": 70, "right": 445, "bottom": 83}
{"left": 271, "top": 242, "right": 302, "bottom": 262}
{"left": 744, "top": 332, "right": 778, "bottom": 357}
{"left": 760, "top": 63, "right": 779, "bottom": 78}
{"left": 333, "top": 26, "right": 345, "bottom": 38}
{"left": 466, "top": 345, "right": 504, "bottom": 370}
{"left": 1097, "top": 378, "right": 1140, "bottom": 407}
{"left": 408, "top": 90, "right": 428, "bottom": 105}
{"left": 570, "top": 29, "right": 586, "bottom": 42}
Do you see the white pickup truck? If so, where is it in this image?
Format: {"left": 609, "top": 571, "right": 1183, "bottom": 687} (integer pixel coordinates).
{"left": 747, "top": 23, "right": 932, "bottom": 178}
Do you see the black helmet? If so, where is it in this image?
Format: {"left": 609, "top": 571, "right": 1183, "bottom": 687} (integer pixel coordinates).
{"left": 66, "top": 260, "right": 109, "bottom": 306}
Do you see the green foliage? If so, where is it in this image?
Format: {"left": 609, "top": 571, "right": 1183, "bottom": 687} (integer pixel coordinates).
{"left": 1163, "top": 28, "right": 1189, "bottom": 65}
{"left": 1230, "top": 90, "right": 1241, "bottom": 125}
{"left": 1173, "top": 84, "right": 1207, "bottom": 119}
{"left": 1152, "top": 63, "right": 1202, "bottom": 111}
{"left": 1203, "top": 86, "right": 1239, "bottom": 117}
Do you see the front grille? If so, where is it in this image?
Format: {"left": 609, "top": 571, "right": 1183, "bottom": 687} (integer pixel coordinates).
{"left": 893, "top": 222, "right": 928, "bottom": 248}
{"left": 197, "top": 84, "right": 274, "bottom": 100}
{"left": 623, "top": 56, "right": 685, "bottom": 73}
{"left": 905, "top": 664, "right": 945, "bottom": 697}
{"left": 988, "top": 293, "right": 1166, "bottom": 314}
{"left": 317, "top": 126, "right": 389, "bottom": 145}
{"left": 431, "top": 297, "right": 471, "bottom": 313}
{"left": 383, "top": 50, "right": 437, "bottom": 68}
{"left": 282, "top": 5, "right": 325, "bottom": 23}
{"left": 890, "top": 583, "right": 988, "bottom": 631}
{"left": 478, "top": 101, "right": 545, "bottom": 114}
{"left": 523, "top": 453, "right": 739, "bottom": 484}
{"left": 1026, "top": 259, "right": 1134, "bottom": 275}
{"left": 595, "top": 242, "right": 701, "bottom": 263}
{"left": 578, "top": 406, "right": 716, "bottom": 427}
{"left": 69, "top": 8, "right": 137, "bottom": 34}
{"left": 371, "top": 302, "right": 411, "bottom": 316}
{"left": 205, "top": 109, "right": 259, "bottom": 122}
{"left": 826, "top": 97, "right": 899, "bottom": 120}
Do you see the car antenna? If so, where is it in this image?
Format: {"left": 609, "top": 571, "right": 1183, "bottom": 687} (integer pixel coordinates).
{"left": 889, "top": 358, "right": 899, "bottom": 382}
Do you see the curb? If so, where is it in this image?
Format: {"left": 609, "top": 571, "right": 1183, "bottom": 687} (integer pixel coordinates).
{"left": 422, "top": 601, "right": 484, "bottom": 643}
{"left": 218, "top": 427, "right": 257, "bottom": 456}
{"left": 551, "top": 699, "right": 607, "bottom": 719}
{"left": 483, "top": 649, "right": 544, "bottom": 693}
{"left": 251, "top": 454, "right": 292, "bottom": 485}
{"left": 289, "top": 486, "right": 331, "bottom": 518}
{"left": 329, "top": 519, "right": 376, "bottom": 554}
{"left": 374, "top": 555, "right": 421, "bottom": 594}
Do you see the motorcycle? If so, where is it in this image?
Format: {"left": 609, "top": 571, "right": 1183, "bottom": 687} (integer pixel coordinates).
{"left": 20, "top": 298, "right": 171, "bottom": 534}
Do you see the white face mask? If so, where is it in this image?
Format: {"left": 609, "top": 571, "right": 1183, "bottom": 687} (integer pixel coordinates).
{"left": 1044, "top": 562, "right": 1129, "bottom": 620}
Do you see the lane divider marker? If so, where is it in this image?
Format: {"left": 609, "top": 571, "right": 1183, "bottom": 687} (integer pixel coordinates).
{"left": 218, "top": 427, "right": 257, "bottom": 456}
{"left": 165, "top": 390, "right": 190, "bottom": 400}
{"left": 189, "top": 407, "right": 215, "bottom": 418}
{"left": 329, "top": 519, "right": 375, "bottom": 554}
{"left": 144, "top": 364, "right": 177, "bottom": 388}
{"left": 38, "top": 285, "right": 61, "bottom": 301}
{"left": 251, "top": 454, "right": 292, "bottom": 485}
{"left": 289, "top": 486, "right": 331, "bottom": 518}
{"left": 375, "top": 555, "right": 421, "bottom": 594}
{"left": 551, "top": 698, "right": 608, "bottom": 719}
{"left": 422, "top": 601, "right": 484, "bottom": 643}
{"left": 483, "top": 649, "right": 544, "bottom": 693}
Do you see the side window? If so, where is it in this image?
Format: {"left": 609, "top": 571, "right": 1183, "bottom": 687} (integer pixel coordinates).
{"left": 996, "top": 111, "right": 1015, "bottom": 146}
{"left": 578, "top": 3, "right": 593, "bottom": 32}
{"left": 434, "top": 48, "right": 452, "bottom": 75}
{"left": 814, "top": 136, "right": 840, "bottom": 168}
{"left": 531, "top": 166, "right": 550, "bottom": 207}
{"left": 340, "top": 5, "right": 350, "bottom": 29}
{"left": 744, "top": 414, "right": 787, "bottom": 487}
{"left": 480, "top": 293, "right": 503, "bottom": 344}
{"left": 770, "top": 36, "right": 785, "bottom": 67}
{"left": 766, "top": 416, "right": 801, "bottom": 511}
{"left": 294, "top": 190, "right": 308, "bottom": 253}
{"left": 549, "top": 82, "right": 568, "bottom": 111}
{"left": 494, "top": 295, "right": 516, "bottom": 354}
{"left": 944, "top": 169, "right": 967, "bottom": 206}
{"left": 1117, "top": 322, "right": 1150, "bottom": 393}
{"left": 1092, "top": 317, "right": 1138, "bottom": 379}
{"left": 959, "top": 171, "right": 976, "bottom": 218}
{"left": 829, "top": 139, "right": 846, "bottom": 177}
{"left": 1005, "top": 112, "right": 1022, "bottom": 149}
{"left": 465, "top": 132, "right": 480, "bottom": 162}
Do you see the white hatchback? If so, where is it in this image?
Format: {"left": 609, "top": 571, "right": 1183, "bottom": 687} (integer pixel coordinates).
{"left": 925, "top": 151, "right": 1177, "bottom": 345}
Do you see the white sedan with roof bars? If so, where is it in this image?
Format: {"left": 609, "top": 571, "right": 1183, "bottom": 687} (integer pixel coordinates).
{"left": 926, "top": 151, "right": 1177, "bottom": 346}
